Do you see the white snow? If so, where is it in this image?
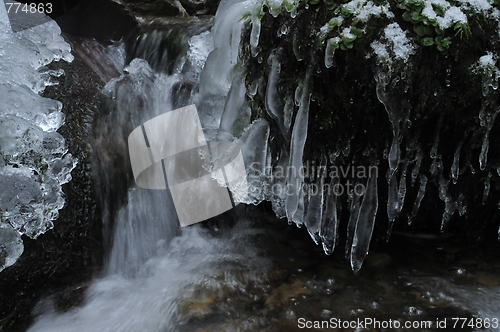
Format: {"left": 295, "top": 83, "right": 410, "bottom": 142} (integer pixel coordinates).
{"left": 342, "top": 0, "right": 392, "bottom": 22}
{"left": 479, "top": 52, "right": 497, "bottom": 68}
{"left": 439, "top": 6, "right": 468, "bottom": 28}
{"left": 371, "top": 23, "right": 415, "bottom": 63}
{"left": 456, "top": 0, "right": 492, "bottom": 12}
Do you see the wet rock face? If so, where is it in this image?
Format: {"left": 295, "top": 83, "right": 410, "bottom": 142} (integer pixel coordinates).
{"left": 178, "top": 0, "right": 220, "bottom": 15}
{"left": 55, "top": 0, "right": 137, "bottom": 43}
{"left": 121, "top": 0, "right": 220, "bottom": 17}
{"left": 122, "top": 0, "right": 189, "bottom": 17}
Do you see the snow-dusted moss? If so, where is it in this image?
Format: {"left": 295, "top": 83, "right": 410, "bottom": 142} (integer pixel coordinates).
{"left": 239, "top": 0, "right": 500, "bottom": 66}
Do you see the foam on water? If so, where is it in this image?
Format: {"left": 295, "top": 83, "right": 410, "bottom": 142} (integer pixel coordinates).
{"left": 30, "top": 221, "right": 270, "bottom": 332}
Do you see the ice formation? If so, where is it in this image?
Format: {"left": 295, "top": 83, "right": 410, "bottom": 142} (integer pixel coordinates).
{"left": 195, "top": 0, "right": 500, "bottom": 272}
{"left": 184, "top": 0, "right": 414, "bottom": 271}
{"left": 0, "top": 6, "right": 76, "bottom": 271}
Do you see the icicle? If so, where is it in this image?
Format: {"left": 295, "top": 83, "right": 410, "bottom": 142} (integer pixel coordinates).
{"left": 438, "top": 176, "right": 456, "bottom": 231}
{"left": 398, "top": 162, "right": 407, "bottom": 207}
{"left": 265, "top": 50, "right": 289, "bottom": 138}
{"left": 292, "top": 33, "right": 303, "bottom": 61}
{"left": 411, "top": 147, "right": 423, "bottom": 186}
{"left": 350, "top": 173, "right": 379, "bottom": 274}
{"left": 430, "top": 115, "right": 443, "bottom": 159}
{"left": 408, "top": 175, "right": 427, "bottom": 226}
{"left": 199, "top": 0, "right": 248, "bottom": 96}
{"left": 304, "top": 155, "right": 327, "bottom": 244}
{"left": 270, "top": 148, "right": 290, "bottom": 218}
{"left": 430, "top": 155, "right": 442, "bottom": 177}
{"left": 375, "top": 70, "right": 402, "bottom": 177}
{"left": 374, "top": 70, "right": 409, "bottom": 176}
{"left": 230, "top": 16, "right": 244, "bottom": 65}
{"left": 218, "top": 72, "right": 250, "bottom": 138}
{"left": 386, "top": 173, "right": 398, "bottom": 237}
{"left": 345, "top": 190, "right": 361, "bottom": 260}
{"left": 324, "top": 38, "right": 339, "bottom": 69}
{"left": 237, "top": 119, "right": 270, "bottom": 205}
{"left": 479, "top": 107, "right": 500, "bottom": 170}
{"left": 294, "top": 82, "right": 302, "bottom": 106}
{"left": 283, "top": 95, "right": 293, "bottom": 134}
{"left": 285, "top": 64, "right": 314, "bottom": 220}
{"left": 291, "top": 189, "right": 305, "bottom": 227}
{"left": 479, "top": 135, "right": 490, "bottom": 171}
{"left": 483, "top": 172, "right": 491, "bottom": 205}
{"left": 320, "top": 175, "right": 340, "bottom": 255}
{"left": 386, "top": 162, "right": 407, "bottom": 238}
{"left": 250, "top": 4, "right": 262, "bottom": 56}
{"left": 387, "top": 134, "right": 401, "bottom": 176}
{"left": 479, "top": 102, "right": 489, "bottom": 127}
{"left": 267, "top": 0, "right": 282, "bottom": 17}
{"left": 451, "top": 141, "right": 463, "bottom": 184}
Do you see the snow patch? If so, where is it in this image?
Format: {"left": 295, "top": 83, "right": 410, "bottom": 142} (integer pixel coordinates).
{"left": 371, "top": 23, "right": 416, "bottom": 64}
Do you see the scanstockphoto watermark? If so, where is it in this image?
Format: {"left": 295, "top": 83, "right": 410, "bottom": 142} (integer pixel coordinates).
{"left": 248, "top": 162, "right": 379, "bottom": 197}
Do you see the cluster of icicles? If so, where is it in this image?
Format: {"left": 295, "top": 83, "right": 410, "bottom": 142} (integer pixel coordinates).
{"left": 208, "top": 0, "right": 500, "bottom": 272}
{"left": 205, "top": 0, "right": 500, "bottom": 272}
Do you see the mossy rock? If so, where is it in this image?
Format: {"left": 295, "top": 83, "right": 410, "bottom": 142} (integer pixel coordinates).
{"left": 240, "top": 1, "right": 500, "bottom": 245}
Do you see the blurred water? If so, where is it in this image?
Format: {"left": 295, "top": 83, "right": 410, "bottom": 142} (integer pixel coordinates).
{"left": 28, "top": 17, "right": 272, "bottom": 331}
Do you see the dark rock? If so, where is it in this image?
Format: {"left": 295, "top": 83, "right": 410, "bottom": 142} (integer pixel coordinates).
{"left": 122, "top": 0, "right": 189, "bottom": 17}
{"left": 55, "top": 0, "right": 138, "bottom": 43}
{"left": 178, "top": 0, "right": 220, "bottom": 16}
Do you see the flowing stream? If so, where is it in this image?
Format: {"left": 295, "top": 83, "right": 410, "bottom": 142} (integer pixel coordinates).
{"left": 26, "top": 9, "right": 274, "bottom": 331}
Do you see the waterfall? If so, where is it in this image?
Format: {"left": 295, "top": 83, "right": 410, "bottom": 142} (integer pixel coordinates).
{"left": 28, "top": 4, "right": 271, "bottom": 330}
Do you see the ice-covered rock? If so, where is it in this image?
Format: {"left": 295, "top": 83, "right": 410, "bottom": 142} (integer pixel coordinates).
{"left": 0, "top": 5, "right": 76, "bottom": 271}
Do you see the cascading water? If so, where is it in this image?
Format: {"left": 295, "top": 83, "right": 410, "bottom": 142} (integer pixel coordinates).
{"left": 28, "top": 10, "right": 273, "bottom": 330}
